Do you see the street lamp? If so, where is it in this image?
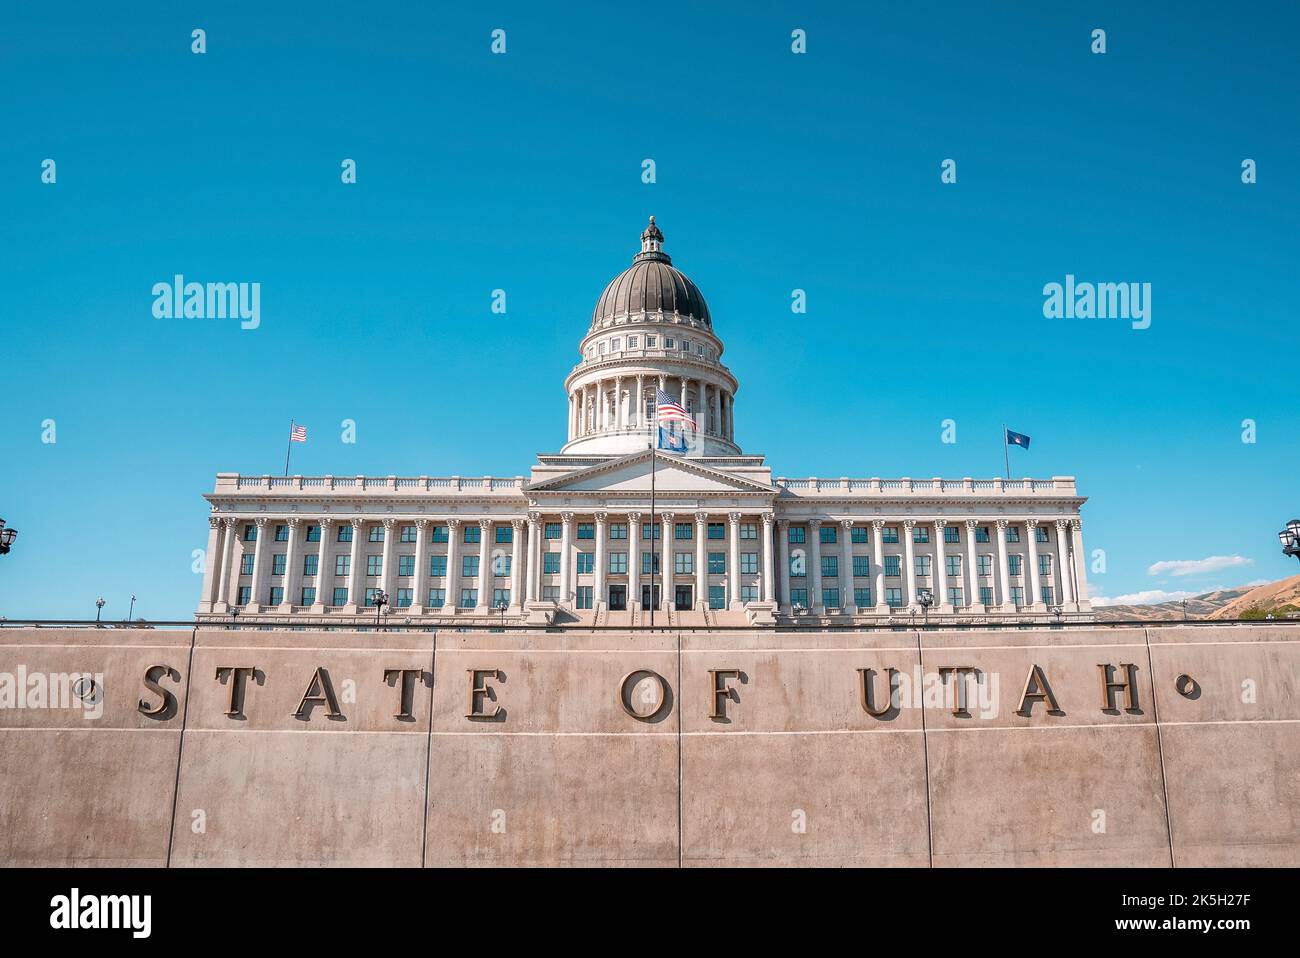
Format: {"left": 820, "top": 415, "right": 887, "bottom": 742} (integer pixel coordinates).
{"left": 1280, "top": 519, "right": 1300, "bottom": 563}
{"left": 95, "top": 597, "right": 105, "bottom": 626}
{"left": 1051, "top": 605, "right": 1063, "bottom": 626}
{"left": 494, "top": 598, "right": 508, "bottom": 628}
{"left": 372, "top": 590, "right": 389, "bottom": 627}
{"left": 128, "top": 594, "right": 137, "bottom": 622}
{"left": 0, "top": 519, "right": 16, "bottom": 555}
{"left": 917, "top": 588, "right": 934, "bottom": 628}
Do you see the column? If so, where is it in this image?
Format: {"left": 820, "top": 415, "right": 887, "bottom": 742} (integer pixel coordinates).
{"left": 728, "top": 512, "right": 742, "bottom": 610}
{"left": 412, "top": 519, "right": 429, "bottom": 613}
{"left": 345, "top": 518, "right": 364, "bottom": 611}
{"left": 313, "top": 518, "right": 333, "bottom": 612}
{"left": 660, "top": 512, "right": 674, "bottom": 610}
{"left": 809, "top": 519, "right": 824, "bottom": 614}
{"left": 281, "top": 517, "right": 303, "bottom": 610}
{"left": 933, "top": 520, "right": 949, "bottom": 612}
{"left": 526, "top": 513, "right": 542, "bottom": 603}
{"left": 995, "top": 518, "right": 1012, "bottom": 611}
{"left": 1055, "top": 519, "right": 1074, "bottom": 605}
{"left": 1071, "top": 519, "right": 1089, "bottom": 605}
{"left": 965, "top": 519, "right": 979, "bottom": 609}
{"left": 628, "top": 512, "right": 642, "bottom": 610}
{"left": 695, "top": 512, "right": 708, "bottom": 611}
{"left": 696, "top": 380, "right": 706, "bottom": 434}
{"left": 559, "top": 512, "right": 574, "bottom": 606}
{"left": 216, "top": 517, "right": 238, "bottom": 608}
{"left": 381, "top": 517, "right": 398, "bottom": 606}
{"left": 1026, "top": 520, "right": 1043, "bottom": 609}
{"left": 634, "top": 376, "right": 643, "bottom": 431}
{"left": 475, "top": 518, "right": 492, "bottom": 611}
{"left": 594, "top": 512, "right": 608, "bottom": 609}
{"left": 761, "top": 513, "right": 775, "bottom": 603}
{"left": 901, "top": 519, "right": 917, "bottom": 609}
{"left": 202, "top": 517, "right": 223, "bottom": 610}
{"left": 841, "top": 520, "right": 856, "bottom": 613}
{"left": 444, "top": 518, "right": 461, "bottom": 609}
{"left": 678, "top": 378, "right": 687, "bottom": 411}
{"left": 248, "top": 517, "right": 270, "bottom": 609}
{"left": 611, "top": 377, "right": 621, "bottom": 431}
{"left": 872, "top": 519, "right": 887, "bottom": 613}
{"left": 509, "top": 518, "right": 524, "bottom": 611}
{"left": 777, "top": 519, "right": 791, "bottom": 611}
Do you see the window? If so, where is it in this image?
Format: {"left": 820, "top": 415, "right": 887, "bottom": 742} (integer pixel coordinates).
{"left": 789, "top": 553, "right": 805, "bottom": 577}
{"left": 665, "top": 338, "right": 675, "bottom": 349}
{"left": 944, "top": 526, "right": 960, "bottom": 544}
{"left": 821, "top": 555, "right": 838, "bottom": 578}
{"left": 912, "top": 526, "right": 929, "bottom": 544}
{"left": 975, "top": 526, "right": 990, "bottom": 543}
{"left": 710, "top": 552, "right": 727, "bottom": 574}
{"left": 543, "top": 586, "right": 560, "bottom": 601}
{"left": 740, "top": 585, "right": 759, "bottom": 603}
{"left": 946, "top": 555, "right": 962, "bottom": 578}
{"left": 462, "top": 555, "right": 479, "bottom": 578}
{"left": 609, "top": 586, "right": 627, "bottom": 610}
{"left": 882, "top": 526, "right": 899, "bottom": 544}
{"left": 977, "top": 555, "right": 992, "bottom": 577}
{"left": 273, "top": 525, "right": 288, "bottom": 542}
{"left": 740, "top": 552, "right": 758, "bottom": 574}
{"left": 609, "top": 523, "right": 627, "bottom": 540}
{"left": 306, "top": 524, "right": 321, "bottom": 542}
{"left": 611, "top": 338, "right": 621, "bottom": 351}
{"left": 820, "top": 525, "right": 837, "bottom": 545}
{"left": 1039, "top": 555, "right": 1053, "bottom": 576}
{"left": 269, "top": 586, "right": 283, "bottom": 606}
{"left": 431, "top": 525, "right": 449, "bottom": 543}
{"left": 885, "top": 587, "right": 903, "bottom": 608}
{"left": 788, "top": 527, "right": 806, "bottom": 544}
{"left": 708, "top": 523, "right": 726, "bottom": 540}
{"left": 979, "top": 586, "right": 994, "bottom": 606}
{"left": 365, "top": 588, "right": 383, "bottom": 606}
{"left": 396, "top": 588, "right": 413, "bottom": 608}
{"left": 577, "top": 523, "right": 594, "bottom": 540}
{"left": 948, "top": 587, "right": 964, "bottom": 605}
{"left": 544, "top": 553, "right": 560, "bottom": 575}
{"left": 545, "top": 523, "right": 562, "bottom": 540}
{"left": 494, "top": 588, "right": 511, "bottom": 608}
{"left": 1041, "top": 586, "right": 1055, "bottom": 605}
{"left": 1036, "top": 526, "right": 1050, "bottom": 543}
{"left": 646, "top": 335, "right": 657, "bottom": 347}
{"left": 367, "top": 555, "right": 383, "bottom": 577}
{"left": 303, "top": 554, "right": 318, "bottom": 577}
{"left": 885, "top": 556, "right": 901, "bottom": 577}
{"left": 852, "top": 555, "right": 870, "bottom": 578}
{"left": 240, "top": 554, "right": 255, "bottom": 576}
{"left": 398, "top": 555, "right": 415, "bottom": 577}
{"left": 493, "top": 555, "right": 511, "bottom": 577}
{"left": 1008, "top": 555, "right": 1023, "bottom": 576}
{"left": 337, "top": 524, "right": 353, "bottom": 543}
{"left": 243, "top": 524, "right": 257, "bottom": 542}
{"left": 675, "top": 523, "right": 692, "bottom": 540}
{"left": 576, "top": 553, "right": 594, "bottom": 575}
{"left": 460, "top": 588, "right": 478, "bottom": 608}
{"left": 332, "top": 587, "right": 348, "bottom": 607}
{"left": 854, "top": 587, "right": 872, "bottom": 607}
{"left": 369, "top": 526, "right": 384, "bottom": 543}
{"left": 494, "top": 525, "right": 512, "bottom": 544}
{"left": 628, "top": 336, "right": 639, "bottom": 348}
{"left": 740, "top": 523, "right": 757, "bottom": 540}
{"left": 682, "top": 339, "right": 691, "bottom": 352}
{"left": 427, "top": 588, "right": 446, "bottom": 607}
{"left": 272, "top": 554, "right": 286, "bottom": 576}
{"left": 675, "top": 552, "right": 693, "bottom": 575}
{"left": 301, "top": 587, "right": 316, "bottom": 606}
{"left": 914, "top": 555, "right": 931, "bottom": 577}
{"left": 1006, "top": 526, "right": 1021, "bottom": 543}
{"left": 790, "top": 588, "right": 808, "bottom": 607}
{"left": 400, "top": 525, "right": 417, "bottom": 543}
{"left": 430, "top": 555, "right": 447, "bottom": 577}
{"left": 464, "top": 525, "right": 481, "bottom": 544}
{"left": 851, "top": 526, "right": 868, "bottom": 544}
{"left": 641, "top": 523, "right": 661, "bottom": 540}
{"left": 576, "top": 586, "right": 593, "bottom": 609}
{"left": 335, "top": 555, "right": 350, "bottom": 577}
{"left": 641, "top": 553, "right": 660, "bottom": 575}
{"left": 709, "top": 585, "right": 727, "bottom": 610}
{"left": 1010, "top": 586, "right": 1025, "bottom": 607}
{"left": 609, "top": 552, "right": 628, "bottom": 574}
{"left": 822, "top": 588, "right": 840, "bottom": 609}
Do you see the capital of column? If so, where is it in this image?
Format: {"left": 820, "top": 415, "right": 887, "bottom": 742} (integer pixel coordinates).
{"left": 221, "top": 516, "right": 239, "bottom": 531}
{"left": 1026, "top": 518, "right": 1040, "bottom": 529}
{"left": 287, "top": 517, "right": 302, "bottom": 528}
{"left": 728, "top": 512, "right": 742, "bottom": 524}
{"left": 1055, "top": 518, "right": 1069, "bottom": 531}
{"left": 661, "top": 511, "right": 675, "bottom": 523}
{"left": 808, "top": 517, "right": 822, "bottom": 529}
{"left": 561, "top": 512, "right": 575, "bottom": 525}
{"left": 478, "top": 518, "right": 492, "bottom": 532}
{"left": 510, "top": 517, "right": 524, "bottom": 531}
{"left": 695, "top": 511, "right": 708, "bottom": 525}
{"left": 415, "top": 518, "right": 430, "bottom": 530}
{"left": 255, "top": 516, "right": 270, "bottom": 528}
{"left": 840, "top": 518, "right": 853, "bottom": 530}
{"left": 350, "top": 516, "right": 365, "bottom": 531}
{"left": 208, "top": 516, "right": 221, "bottom": 530}
{"left": 527, "top": 511, "right": 542, "bottom": 527}
{"left": 965, "top": 518, "right": 978, "bottom": 531}
{"left": 627, "top": 511, "right": 642, "bottom": 524}
{"left": 934, "top": 518, "right": 947, "bottom": 531}
{"left": 872, "top": 518, "right": 886, "bottom": 530}
{"left": 383, "top": 517, "right": 397, "bottom": 529}
{"left": 901, "top": 518, "right": 916, "bottom": 530}
{"left": 594, "top": 512, "right": 608, "bottom": 526}
{"left": 1070, "top": 518, "right": 1082, "bottom": 531}
{"left": 995, "top": 518, "right": 1009, "bottom": 530}
{"left": 446, "top": 517, "right": 462, "bottom": 531}
{"left": 761, "top": 512, "right": 774, "bottom": 528}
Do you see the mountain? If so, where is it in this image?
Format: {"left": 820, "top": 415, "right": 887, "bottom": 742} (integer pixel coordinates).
{"left": 1208, "top": 574, "right": 1300, "bottom": 620}
{"left": 1094, "top": 586, "right": 1256, "bottom": 622}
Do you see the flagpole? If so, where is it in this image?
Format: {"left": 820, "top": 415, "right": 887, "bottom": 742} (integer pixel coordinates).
{"left": 649, "top": 423, "right": 656, "bottom": 631}
{"left": 285, "top": 419, "right": 294, "bottom": 477}
{"left": 1002, "top": 422, "right": 1010, "bottom": 480}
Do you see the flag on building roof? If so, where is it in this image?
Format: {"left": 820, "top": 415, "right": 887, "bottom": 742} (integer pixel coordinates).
{"left": 655, "top": 389, "right": 696, "bottom": 428}
{"left": 1006, "top": 428, "right": 1030, "bottom": 449}
{"left": 290, "top": 424, "right": 308, "bottom": 442}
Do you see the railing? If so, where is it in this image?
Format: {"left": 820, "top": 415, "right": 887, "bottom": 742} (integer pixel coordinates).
{"left": 217, "top": 474, "right": 526, "bottom": 493}
{"left": 773, "top": 476, "right": 1077, "bottom": 496}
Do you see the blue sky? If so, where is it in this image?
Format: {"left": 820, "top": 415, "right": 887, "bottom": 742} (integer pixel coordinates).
{"left": 1, "top": 1, "right": 1297, "bottom": 619}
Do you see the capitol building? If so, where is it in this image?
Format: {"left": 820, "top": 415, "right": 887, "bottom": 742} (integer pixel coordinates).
{"left": 196, "top": 219, "right": 1094, "bottom": 627}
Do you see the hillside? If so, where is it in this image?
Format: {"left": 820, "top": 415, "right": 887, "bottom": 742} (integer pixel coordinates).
{"left": 1208, "top": 574, "right": 1300, "bottom": 620}
{"left": 1094, "top": 586, "right": 1255, "bottom": 622}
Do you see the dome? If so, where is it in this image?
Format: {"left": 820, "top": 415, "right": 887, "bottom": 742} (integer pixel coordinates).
{"left": 590, "top": 217, "right": 711, "bottom": 330}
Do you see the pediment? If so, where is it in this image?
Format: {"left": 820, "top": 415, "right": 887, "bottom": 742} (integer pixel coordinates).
{"left": 527, "top": 451, "right": 775, "bottom": 496}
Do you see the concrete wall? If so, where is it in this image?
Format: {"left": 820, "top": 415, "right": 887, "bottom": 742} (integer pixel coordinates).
{"left": 1, "top": 624, "right": 1296, "bottom": 867}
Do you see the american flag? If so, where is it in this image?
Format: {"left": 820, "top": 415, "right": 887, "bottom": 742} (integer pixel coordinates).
{"left": 656, "top": 389, "right": 696, "bottom": 428}
{"left": 290, "top": 424, "right": 307, "bottom": 443}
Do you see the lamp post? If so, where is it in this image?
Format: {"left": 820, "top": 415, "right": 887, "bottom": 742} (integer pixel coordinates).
{"left": 1051, "top": 605, "right": 1063, "bottom": 626}
{"left": 1181, "top": 598, "right": 1189, "bottom": 622}
{"left": 918, "top": 588, "right": 934, "bottom": 628}
{"left": 494, "top": 598, "right": 508, "bottom": 629}
{"left": 127, "top": 594, "right": 137, "bottom": 622}
{"left": 0, "top": 519, "right": 16, "bottom": 555}
{"left": 95, "top": 597, "right": 105, "bottom": 626}
{"left": 1280, "top": 519, "right": 1300, "bottom": 563}
{"left": 372, "top": 590, "right": 389, "bottom": 627}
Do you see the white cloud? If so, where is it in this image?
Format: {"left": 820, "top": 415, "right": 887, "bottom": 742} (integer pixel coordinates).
{"left": 1146, "top": 555, "right": 1254, "bottom": 578}
{"left": 1092, "top": 589, "right": 1199, "bottom": 607}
